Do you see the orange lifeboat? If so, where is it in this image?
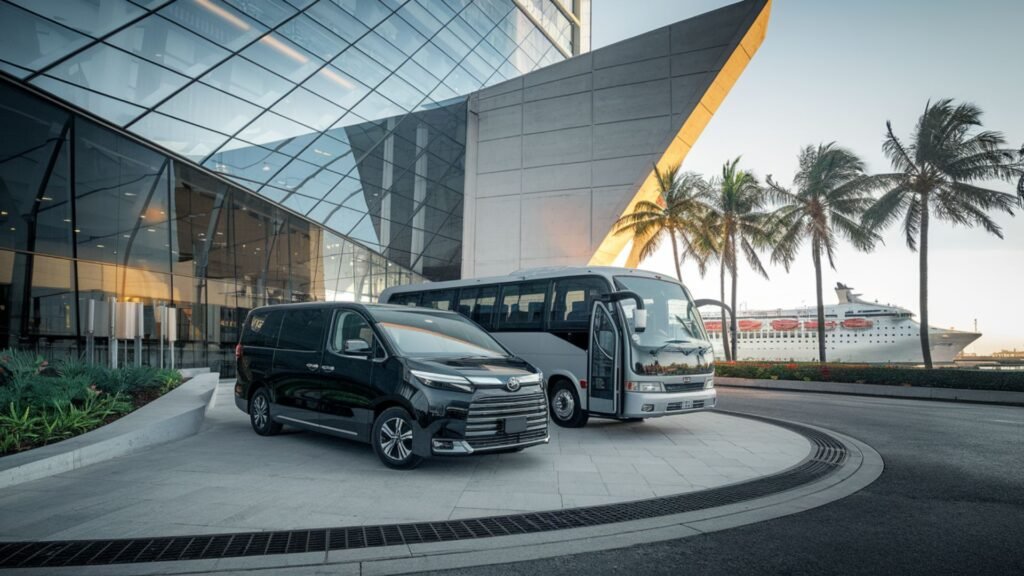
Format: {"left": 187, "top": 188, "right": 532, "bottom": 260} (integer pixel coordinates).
{"left": 803, "top": 320, "right": 837, "bottom": 331}
{"left": 771, "top": 319, "right": 800, "bottom": 331}
{"left": 738, "top": 320, "right": 763, "bottom": 332}
{"left": 842, "top": 318, "right": 873, "bottom": 329}
{"left": 704, "top": 320, "right": 722, "bottom": 331}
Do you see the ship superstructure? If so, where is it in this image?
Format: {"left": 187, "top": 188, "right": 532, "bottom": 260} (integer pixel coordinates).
{"left": 702, "top": 283, "right": 981, "bottom": 364}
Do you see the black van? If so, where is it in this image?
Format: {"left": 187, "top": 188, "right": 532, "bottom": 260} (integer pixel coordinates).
{"left": 234, "top": 302, "right": 549, "bottom": 469}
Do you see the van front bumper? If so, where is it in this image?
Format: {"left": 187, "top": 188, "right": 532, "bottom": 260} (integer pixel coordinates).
{"left": 622, "top": 389, "right": 717, "bottom": 418}
{"left": 430, "top": 433, "right": 550, "bottom": 455}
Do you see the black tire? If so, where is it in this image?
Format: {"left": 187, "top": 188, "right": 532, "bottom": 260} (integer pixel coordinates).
{"left": 372, "top": 407, "right": 423, "bottom": 470}
{"left": 549, "top": 380, "right": 588, "bottom": 428}
{"left": 249, "top": 388, "right": 282, "bottom": 436}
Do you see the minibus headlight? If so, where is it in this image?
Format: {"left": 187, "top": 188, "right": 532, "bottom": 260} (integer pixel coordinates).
{"left": 704, "top": 378, "right": 714, "bottom": 390}
{"left": 410, "top": 370, "right": 474, "bottom": 393}
{"left": 626, "top": 381, "right": 664, "bottom": 392}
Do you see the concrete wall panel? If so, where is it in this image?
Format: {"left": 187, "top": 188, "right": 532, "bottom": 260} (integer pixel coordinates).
{"left": 520, "top": 190, "right": 592, "bottom": 260}
{"left": 523, "top": 161, "right": 591, "bottom": 194}
{"left": 478, "top": 89, "right": 523, "bottom": 112}
{"left": 593, "top": 79, "right": 671, "bottom": 124}
{"left": 524, "top": 53, "right": 592, "bottom": 87}
{"left": 523, "top": 73, "right": 593, "bottom": 102}
{"left": 670, "top": 47, "right": 723, "bottom": 77}
{"left": 593, "top": 116, "right": 674, "bottom": 161}
{"left": 522, "top": 126, "right": 592, "bottom": 168}
{"left": 523, "top": 92, "right": 591, "bottom": 134}
{"left": 478, "top": 105, "right": 522, "bottom": 141}
{"left": 477, "top": 136, "right": 522, "bottom": 173}
{"left": 593, "top": 57, "right": 669, "bottom": 90}
{"left": 475, "top": 195, "right": 521, "bottom": 272}
{"left": 476, "top": 169, "right": 521, "bottom": 198}
{"left": 593, "top": 27, "right": 670, "bottom": 69}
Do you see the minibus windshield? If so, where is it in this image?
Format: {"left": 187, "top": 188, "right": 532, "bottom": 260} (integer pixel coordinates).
{"left": 614, "top": 276, "right": 712, "bottom": 375}
{"left": 374, "top": 310, "right": 508, "bottom": 358}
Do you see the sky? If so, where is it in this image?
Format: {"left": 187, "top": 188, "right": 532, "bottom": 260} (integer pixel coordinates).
{"left": 591, "top": 0, "right": 1024, "bottom": 354}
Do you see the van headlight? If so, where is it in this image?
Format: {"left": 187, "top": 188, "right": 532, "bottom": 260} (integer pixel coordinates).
{"left": 409, "top": 370, "right": 474, "bottom": 393}
{"left": 517, "top": 372, "right": 543, "bottom": 385}
{"left": 626, "top": 381, "right": 664, "bottom": 392}
{"left": 704, "top": 378, "right": 714, "bottom": 390}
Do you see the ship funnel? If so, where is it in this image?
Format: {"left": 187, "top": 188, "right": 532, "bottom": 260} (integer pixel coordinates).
{"left": 835, "top": 283, "right": 855, "bottom": 304}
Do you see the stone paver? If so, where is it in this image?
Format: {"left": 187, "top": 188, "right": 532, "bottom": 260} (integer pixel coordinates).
{"left": 0, "top": 381, "right": 810, "bottom": 541}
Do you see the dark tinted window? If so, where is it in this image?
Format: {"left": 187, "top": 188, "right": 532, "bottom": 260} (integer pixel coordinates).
{"left": 374, "top": 309, "right": 506, "bottom": 358}
{"left": 387, "top": 292, "right": 420, "bottom": 306}
{"left": 497, "top": 281, "right": 549, "bottom": 330}
{"left": 278, "top": 308, "right": 326, "bottom": 351}
{"left": 421, "top": 289, "right": 456, "bottom": 311}
{"left": 331, "top": 310, "right": 376, "bottom": 354}
{"left": 457, "top": 285, "right": 497, "bottom": 329}
{"left": 242, "top": 309, "right": 283, "bottom": 347}
{"left": 551, "top": 277, "right": 608, "bottom": 329}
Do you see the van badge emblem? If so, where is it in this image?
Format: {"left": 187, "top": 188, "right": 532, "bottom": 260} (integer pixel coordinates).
{"left": 506, "top": 377, "right": 521, "bottom": 392}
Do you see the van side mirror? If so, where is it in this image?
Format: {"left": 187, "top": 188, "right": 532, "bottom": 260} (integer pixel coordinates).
{"left": 633, "top": 309, "right": 647, "bottom": 333}
{"left": 344, "top": 339, "right": 371, "bottom": 355}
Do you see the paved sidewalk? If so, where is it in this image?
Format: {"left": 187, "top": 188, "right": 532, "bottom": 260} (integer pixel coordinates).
{"left": 0, "top": 381, "right": 810, "bottom": 541}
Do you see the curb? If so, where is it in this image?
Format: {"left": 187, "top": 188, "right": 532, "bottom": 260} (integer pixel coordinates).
{"left": 0, "top": 373, "right": 218, "bottom": 491}
{"left": 716, "top": 377, "right": 1024, "bottom": 407}
{"left": 0, "top": 416, "right": 883, "bottom": 575}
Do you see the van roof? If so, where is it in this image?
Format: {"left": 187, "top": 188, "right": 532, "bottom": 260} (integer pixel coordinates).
{"left": 247, "top": 301, "right": 461, "bottom": 317}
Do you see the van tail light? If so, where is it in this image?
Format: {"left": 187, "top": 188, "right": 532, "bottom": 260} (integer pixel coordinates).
{"left": 579, "top": 379, "right": 587, "bottom": 389}
{"left": 234, "top": 343, "right": 242, "bottom": 359}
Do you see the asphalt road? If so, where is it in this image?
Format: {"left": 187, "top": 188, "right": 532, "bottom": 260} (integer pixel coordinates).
{"left": 416, "top": 388, "right": 1024, "bottom": 576}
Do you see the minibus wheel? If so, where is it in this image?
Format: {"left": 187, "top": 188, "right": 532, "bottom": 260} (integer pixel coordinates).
{"left": 549, "top": 381, "right": 588, "bottom": 428}
{"left": 372, "top": 407, "right": 424, "bottom": 470}
{"left": 250, "top": 388, "right": 282, "bottom": 436}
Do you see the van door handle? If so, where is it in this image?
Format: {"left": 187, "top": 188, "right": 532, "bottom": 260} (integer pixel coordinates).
{"left": 305, "top": 363, "right": 319, "bottom": 371}
{"left": 321, "top": 365, "right": 335, "bottom": 373}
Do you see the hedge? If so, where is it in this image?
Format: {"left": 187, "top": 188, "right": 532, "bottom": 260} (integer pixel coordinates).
{"left": 714, "top": 362, "right": 1024, "bottom": 393}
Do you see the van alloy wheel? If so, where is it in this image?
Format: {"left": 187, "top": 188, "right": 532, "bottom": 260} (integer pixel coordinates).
{"left": 252, "top": 395, "right": 268, "bottom": 429}
{"left": 379, "top": 417, "right": 413, "bottom": 462}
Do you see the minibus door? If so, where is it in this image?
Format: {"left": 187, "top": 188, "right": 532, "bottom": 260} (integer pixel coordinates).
{"left": 587, "top": 301, "right": 620, "bottom": 416}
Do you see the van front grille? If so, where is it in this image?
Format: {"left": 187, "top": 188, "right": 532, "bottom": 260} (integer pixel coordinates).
{"left": 664, "top": 382, "right": 705, "bottom": 392}
{"left": 465, "top": 392, "right": 547, "bottom": 448}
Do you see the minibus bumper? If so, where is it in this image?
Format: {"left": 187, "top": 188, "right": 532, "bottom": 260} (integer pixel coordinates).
{"left": 622, "top": 388, "right": 717, "bottom": 418}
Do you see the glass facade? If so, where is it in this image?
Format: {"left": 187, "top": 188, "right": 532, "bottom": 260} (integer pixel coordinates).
{"left": 0, "top": 0, "right": 587, "bottom": 370}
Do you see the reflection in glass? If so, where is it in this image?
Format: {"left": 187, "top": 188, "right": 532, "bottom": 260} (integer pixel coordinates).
{"left": 10, "top": 0, "right": 145, "bottom": 38}
{"left": 160, "top": 0, "right": 268, "bottom": 51}
{"left": 278, "top": 14, "right": 346, "bottom": 62}
{"left": 31, "top": 76, "right": 146, "bottom": 127}
{"left": 333, "top": 0, "right": 392, "bottom": 28}
{"left": 303, "top": 66, "right": 371, "bottom": 110}
{"left": 306, "top": 1, "right": 368, "bottom": 44}
{"left": 204, "top": 140, "right": 291, "bottom": 187}
{"left": 107, "top": 15, "right": 230, "bottom": 78}
{"left": 156, "top": 82, "right": 261, "bottom": 135}
{"left": 222, "top": 0, "right": 296, "bottom": 28}
{"left": 46, "top": 44, "right": 190, "bottom": 109}
{"left": 129, "top": 113, "right": 230, "bottom": 162}
{"left": 241, "top": 33, "right": 322, "bottom": 83}
{"left": 199, "top": 56, "right": 295, "bottom": 108}
{"left": 0, "top": 3, "right": 91, "bottom": 72}
{"left": 234, "top": 112, "right": 316, "bottom": 151}
{"left": 271, "top": 88, "right": 345, "bottom": 132}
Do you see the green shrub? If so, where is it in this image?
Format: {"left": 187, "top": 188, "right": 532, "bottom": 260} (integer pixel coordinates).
{"left": 714, "top": 362, "right": 1024, "bottom": 393}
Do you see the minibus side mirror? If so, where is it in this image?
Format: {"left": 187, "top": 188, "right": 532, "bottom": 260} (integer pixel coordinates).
{"left": 344, "top": 339, "right": 371, "bottom": 355}
{"left": 632, "top": 308, "right": 647, "bottom": 333}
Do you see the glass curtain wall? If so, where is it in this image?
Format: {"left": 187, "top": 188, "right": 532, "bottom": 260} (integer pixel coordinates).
{"left": 0, "top": 81, "right": 422, "bottom": 372}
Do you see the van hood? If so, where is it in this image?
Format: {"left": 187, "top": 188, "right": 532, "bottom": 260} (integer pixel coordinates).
{"left": 405, "top": 355, "right": 536, "bottom": 380}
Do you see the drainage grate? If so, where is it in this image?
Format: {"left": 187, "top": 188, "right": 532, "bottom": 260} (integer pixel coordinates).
{"left": 0, "top": 412, "right": 846, "bottom": 569}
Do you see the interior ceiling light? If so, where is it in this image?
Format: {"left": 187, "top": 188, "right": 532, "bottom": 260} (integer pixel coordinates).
{"left": 195, "top": 0, "right": 250, "bottom": 31}
{"left": 320, "top": 68, "right": 354, "bottom": 90}
{"left": 260, "top": 34, "right": 307, "bottom": 63}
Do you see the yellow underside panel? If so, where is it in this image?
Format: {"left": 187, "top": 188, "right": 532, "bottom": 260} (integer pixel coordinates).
{"left": 589, "top": 0, "right": 772, "bottom": 268}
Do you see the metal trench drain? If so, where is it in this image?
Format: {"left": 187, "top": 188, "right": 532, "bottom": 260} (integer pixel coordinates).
{"left": 0, "top": 412, "right": 848, "bottom": 569}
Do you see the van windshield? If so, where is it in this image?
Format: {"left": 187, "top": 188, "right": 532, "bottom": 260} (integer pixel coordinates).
{"left": 373, "top": 309, "right": 508, "bottom": 358}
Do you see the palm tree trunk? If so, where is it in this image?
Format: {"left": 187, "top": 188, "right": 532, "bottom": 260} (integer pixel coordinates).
{"left": 719, "top": 260, "right": 731, "bottom": 361}
{"left": 669, "top": 230, "right": 683, "bottom": 283}
{"left": 812, "top": 238, "right": 827, "bottom": 363}
{"left": 919, "top": 192, "right": 933, "bottom": 369}
{"left": 730, "top": 256, "right": 739, "bottom": 360}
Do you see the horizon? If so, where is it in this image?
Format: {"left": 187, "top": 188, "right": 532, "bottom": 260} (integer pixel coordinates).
{"left": 593, "top": 0, "right": 1024, "bottom": 354}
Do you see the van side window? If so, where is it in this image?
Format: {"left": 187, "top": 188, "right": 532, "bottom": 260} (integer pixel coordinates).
{"left": 243, "top": 310, "right": 283, "bottom": 348}
{"left": 278, "top": 308, "right": 327, "bottom": 351}
{"left": 421, "top": 290, "right": 456, "bottom": 311}
{"left": 332, "top": 310, "right": 375, "bottom": 356}
{"left": 388, "top": 293, "right": 420, "bottom": 307}
{"left": 457, "top": 286, "right": 498, "bottom": 329}
{"left": 551, "top": 277, "right": 607, "bottom": 329}
{"left": 497, "top": 281, "right": 549, "bottom": 330}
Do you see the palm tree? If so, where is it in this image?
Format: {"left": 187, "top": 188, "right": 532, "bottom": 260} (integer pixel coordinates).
{"left": 703, "top": 157, "right": 774, "bottom": 360}
{"left": 614, "top": 163, "right": 712, "bottom": 282}
{"left": 864, "top": 99, "right": 1024, "bottom": 369}
{"left": 766, "top": 143, "right": 882, "bottom": 363}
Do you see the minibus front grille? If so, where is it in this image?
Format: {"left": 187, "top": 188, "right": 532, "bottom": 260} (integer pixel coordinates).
{"left": 465, "top": 392, "right": 548, "bottom": 443}
{"left": 467, "top": 429, "right": 547, "bottom": 449}
{"left": 664, "top": 382, "right": 705, "bottom": 393}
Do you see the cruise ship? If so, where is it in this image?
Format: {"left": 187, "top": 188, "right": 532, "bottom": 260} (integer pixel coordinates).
{"left": 702, "top": 283, "right": 981, "bottom": 364}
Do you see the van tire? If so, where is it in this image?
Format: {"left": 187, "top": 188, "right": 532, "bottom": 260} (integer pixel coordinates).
{"left": 549, "top": 381, "right": 588, "bottom": 428}
{"left": 250, "top": 388, "right": 283, "bottom": 436}
{"left": 372, "top": 407, "right": 423, "bottom": 470}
